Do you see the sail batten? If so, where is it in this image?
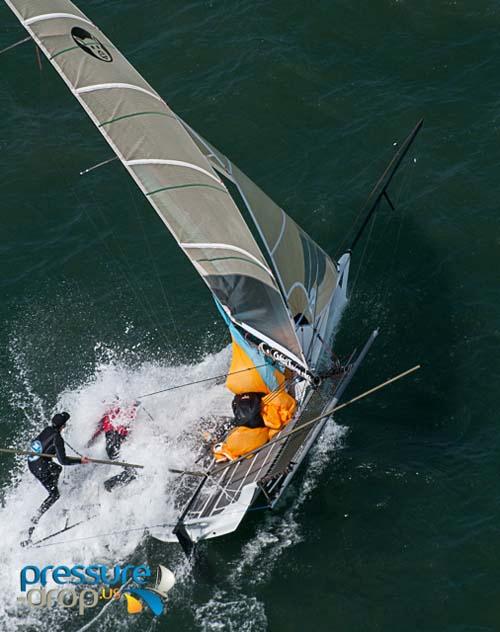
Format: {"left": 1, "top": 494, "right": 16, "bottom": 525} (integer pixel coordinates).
{"left": 76, "top": 83, "right": 163, "bottom": 101}
{"left": 125, "top": 159, "right": 223, "bottom": 184}
{"left": 6, "top": 0, "right": 309, "bottom": 368}
{"left": 25, "top": 12, "right": 93, "bottom": 26}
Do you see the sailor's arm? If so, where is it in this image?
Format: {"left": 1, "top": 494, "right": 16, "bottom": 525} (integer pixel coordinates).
{"left": 86, "top": 418, "right": 105, "bottom": 447}
{"left": 54, "top": 434, "right": 89, "bottom": 465}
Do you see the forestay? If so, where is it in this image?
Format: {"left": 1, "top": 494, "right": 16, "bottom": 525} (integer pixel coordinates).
{"left": 5, "top": 0, "right": 309, "bottom": 367}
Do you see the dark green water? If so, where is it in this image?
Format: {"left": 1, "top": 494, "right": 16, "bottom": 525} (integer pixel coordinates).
{"left": 1, "top": 1, "right": 500, "bottom": 630}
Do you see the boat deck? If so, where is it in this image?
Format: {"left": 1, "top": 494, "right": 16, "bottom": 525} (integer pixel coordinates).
{"left": 175, "top": 370, "right": 349, "bottom": 535}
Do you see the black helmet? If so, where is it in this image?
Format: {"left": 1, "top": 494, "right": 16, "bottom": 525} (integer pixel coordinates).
{"left": 52, "top": 412, "right": 70, "bottom": 429}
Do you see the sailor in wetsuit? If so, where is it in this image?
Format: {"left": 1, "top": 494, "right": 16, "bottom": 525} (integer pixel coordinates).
{"left": 27, "top": 412, "right": 90, "bottom": 531}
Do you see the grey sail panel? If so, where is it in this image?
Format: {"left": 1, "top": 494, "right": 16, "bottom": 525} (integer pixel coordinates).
{"left": 5, "top": 0, "right": 307, "bottom": 367}
{"left": 178, "top": 119, "right": 339, "bottom": 360}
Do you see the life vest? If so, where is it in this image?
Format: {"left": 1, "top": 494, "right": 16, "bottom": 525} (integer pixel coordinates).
{"left": 101, "top": 405, "right": 136, "bottom": 437}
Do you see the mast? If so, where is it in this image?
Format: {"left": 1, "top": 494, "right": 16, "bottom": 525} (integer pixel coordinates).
{"left": 348, "top": 119, "right": 423, "bottom": 252}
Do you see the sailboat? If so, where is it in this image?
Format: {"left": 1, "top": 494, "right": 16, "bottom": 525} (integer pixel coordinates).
{"left": 4, "top": 0, "right": 422, "bottom": 554}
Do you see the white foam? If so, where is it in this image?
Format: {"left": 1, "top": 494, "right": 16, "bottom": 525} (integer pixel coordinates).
{"left": 0, "top": 347, "right": 231, "bottom": 631}
{"left": 0, "top": 344, "right": 348, "bottom": 631}
{"left": 228, "top": 420, "right": 347, "bottom": 588}
{"left": 194, "top": 591, "right": 268, "bottom": 632}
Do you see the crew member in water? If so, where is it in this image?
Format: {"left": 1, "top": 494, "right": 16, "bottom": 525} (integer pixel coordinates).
{"left": 28, "top": 412, "right": 90, "bottom": 528}
{"left": 87, "top": 400, "right": 138, "bottom": 491}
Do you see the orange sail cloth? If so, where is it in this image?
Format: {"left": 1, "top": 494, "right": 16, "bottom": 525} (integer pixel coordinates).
{"left": 213, "top": 339, "right": 297, "bottom": 460}
{"left": 225, "top": 337, "right": 296, "bottom": 431}
{"left": 214, "top": 426, "right": 270, "bottom": 462}
{"left": 225, "top": 338, "right": 269, "bottom": 394}
{"left": 261, "top": 378, "right": 296, "bottom": 431}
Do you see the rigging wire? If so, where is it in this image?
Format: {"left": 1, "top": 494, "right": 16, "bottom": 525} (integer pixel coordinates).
{"left": 126, "top": 177, "right": 182, "bottom": 343}
{"left": 350, "top": 207, "right": 378, "bottom": 297}
{"left": 0, "top": 35, "right": 31, "bottom": 55}
{"left": 22, "top": 60, "right": 176, "bottom": 356}
{"left": 85, "top": 185, "right": 175, "bottom": 355}
{"left": 358, "top": 153, "right": 416, "bottom": 299}
{"left": 136, "top": 362, "right": 274, "bottom": 399}
{"left": 350, "top": 148, "right": 419, "bottom": 300}
{"left": 382, "top": 154, "right": 418, "bottom": 304}
{"left": 333, "top": 146, "right": 396, "bottom": 258}
{"left": 31, "top": 500, "right": 273, "bottom": 549}
{"left": 30, "top": 521, "right": 177, "bottom": 549}
{"left": 21, "top": 76, "right": 176, "bottom": 361}
{"left": 74, "top": 577, "right": 134, "bottom": 632}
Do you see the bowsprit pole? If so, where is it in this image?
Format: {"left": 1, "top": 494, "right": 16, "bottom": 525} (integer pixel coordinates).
{"left": 0, "top": 447, "right": 144, "bottom": 469}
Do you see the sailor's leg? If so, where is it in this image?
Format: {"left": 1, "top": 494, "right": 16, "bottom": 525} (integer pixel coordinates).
{"left": 105, "top": 431, "right": 123, "bottom": 461}
{"left": 104, "top": 467, "right": 136, "bottom": 492}
{"left": 31, "top": 462, "right": 62, "bottom": 524}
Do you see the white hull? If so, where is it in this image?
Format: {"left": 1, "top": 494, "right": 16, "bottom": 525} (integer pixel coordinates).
{"left": 155, "top": 253, "right": 351, "bottom": 544}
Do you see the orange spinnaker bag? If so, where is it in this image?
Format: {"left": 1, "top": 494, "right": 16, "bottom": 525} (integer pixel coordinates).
{"left": 261, "top": 374, "right": 297, "bottom": 430}
{"left": 225, "top": 338, "right": 269, "bottom": 394}
{"left": 218, "top": 338, "right": 296, "bottom": 463}
{"left": 214, "top": 426, "right": 270, "bottom": 461}
{"left": 226, "top": 338, "right": 296, "bottom": 428}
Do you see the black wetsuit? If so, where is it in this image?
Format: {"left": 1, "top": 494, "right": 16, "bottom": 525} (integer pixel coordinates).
{"left": 28, "top": 426, "right": 78, "bottom": 523}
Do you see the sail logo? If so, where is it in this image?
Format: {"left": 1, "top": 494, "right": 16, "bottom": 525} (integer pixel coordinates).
{"left": 71, "top": 27, "right": 113, "bottom": 63}
{"left": 123, "top": 587, "right": 166, "bottom": 616}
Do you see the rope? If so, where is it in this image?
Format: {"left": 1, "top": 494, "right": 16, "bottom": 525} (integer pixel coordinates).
{"left": 30, "top": 521, "right": 177, "bottom": 549}
{"left": 85, "top": 185, "right": 175, "bottom": 355}
{"left": 74, "top": 577, "right": 133, "bottom": 632}
{"left": 63, "top": 438, "right": 83, "bottom": 458}
{"left": 128, "top": 177, "right": 182, "bottom": 343}
{"left": 350, "top": 207, "right": 377, "bottom": 297}
{"left": 136, "top": 363, "right": 271, "bottom": 399}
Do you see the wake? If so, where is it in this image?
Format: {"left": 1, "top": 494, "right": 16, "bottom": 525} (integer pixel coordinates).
{"left": 0, "top": 345, "right": 347, "bottom": 632}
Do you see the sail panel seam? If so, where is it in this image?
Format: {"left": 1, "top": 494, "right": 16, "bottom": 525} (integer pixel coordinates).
{"left": 197, "top": 256, "right": 268, "bottom": 270}
{"left": 100, "top": 111, "right": 175, "bottom": 127}
{"left": 181, "top": 242, "right": 272, "bottom": 276}
{"left": 6, "top": 0, "right": 309, "bottom": 370}
{"left": 50, "top": 45, "right": 79, "bottom": 60}
{"left": 147, "top": 183, "right": 227, "bottom": 196}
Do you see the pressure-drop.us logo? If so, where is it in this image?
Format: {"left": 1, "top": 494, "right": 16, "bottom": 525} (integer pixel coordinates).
{"left": 18, "top": 563, "right": 168, "bottom": 616}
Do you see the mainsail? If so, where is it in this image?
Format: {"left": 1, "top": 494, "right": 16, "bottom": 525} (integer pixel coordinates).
{"left": 177, "top": 119, "right": 339, "bottom": 365}
{"left": 5, "top": 0, "right": 339, "bottom": 369}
